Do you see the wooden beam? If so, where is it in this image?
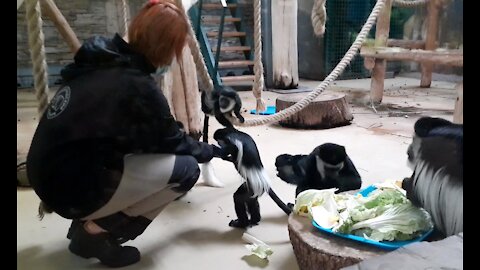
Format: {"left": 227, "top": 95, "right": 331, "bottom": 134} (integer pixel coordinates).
{"left": 370, "top": 0, "right": 392, "bottom": 104}
{"left": 202, "top": 16, "right": 241, "bottom": 23}
{"left": 218, "top": 60, "right": 254, "bottom": 68}
{"left": 212, "top": 46, "right": 251, "bottom": 52}
{"left": 206, "top": 31, "right": 246, "bottom": 38}
{"left": 41, "top": 0, "right": 81, "bottom": 53}
{"left": 360, "top": 47, "right": 463, "bottom": 66}
{"left": 386, "top": 39, "right": 425, "bottom": 49}
{"left": 271, "top": 0, "right": 299, "bottom": 89}
{"left": 420, "top": 0, "right": 441, "bottom": 88}
{"left": 222, "top": 75, "right": 254, "bottom": 84}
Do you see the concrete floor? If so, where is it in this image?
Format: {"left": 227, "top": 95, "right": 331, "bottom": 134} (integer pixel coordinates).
{"left": 17, "top": 75, "right": 460, "bottom": 270}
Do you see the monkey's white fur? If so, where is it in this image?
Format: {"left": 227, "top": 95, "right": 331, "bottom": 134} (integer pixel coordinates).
{"left": 411, "top": 158, "right": 463, "bottom": 236}
{"left": 232, "top": 139, "right": 271, "bottom": 198}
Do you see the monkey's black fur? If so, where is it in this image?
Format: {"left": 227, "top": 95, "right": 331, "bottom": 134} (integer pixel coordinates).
{"left": 214, "top": 127, "right": 291, "bottom": 228}
{"left": 275, "top": 143, "right": 362, "bottom": 200}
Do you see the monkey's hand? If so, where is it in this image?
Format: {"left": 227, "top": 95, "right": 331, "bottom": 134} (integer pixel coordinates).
{"left": 212, "top": 145, "right": 235, "bottom": 162}
{"left": 234, "top": 110, "right": 245, "bottom": 123}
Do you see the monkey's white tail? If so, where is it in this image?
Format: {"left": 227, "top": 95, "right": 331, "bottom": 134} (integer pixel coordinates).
{"left": 232, "top": 139, "right": 271, "bottom": 198}
{"left": 201, "top": 162, "right": 224, "bottom": 188}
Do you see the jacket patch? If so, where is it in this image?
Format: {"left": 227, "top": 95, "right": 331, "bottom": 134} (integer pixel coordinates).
{"left": 47, "top": 86, "right": 71, "bottom": 119}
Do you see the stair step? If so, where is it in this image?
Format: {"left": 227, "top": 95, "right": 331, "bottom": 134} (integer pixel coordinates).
{"left": 222, "top": 75, "right": 255, "bottom": 85}
{"left": 219, "top": 60, "right": 254, "bottom": 68}
{"left": 212, "top": 46, "right": 251, "bottom": 52}
{"left": 202, "top": 3, "right": 238, "bottom": 10}
{"left": 207, "top": 31, "right": 246, "bottom": 38}
{"left": 202, "top": 16, "right": 241, "bottom": 23}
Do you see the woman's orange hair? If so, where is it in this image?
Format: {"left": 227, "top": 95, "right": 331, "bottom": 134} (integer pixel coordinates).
{"left": 128, "top": 0, "right": 189, "bottom": 67}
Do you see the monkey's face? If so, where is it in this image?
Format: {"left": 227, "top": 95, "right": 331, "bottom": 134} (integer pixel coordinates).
{"left": 219, "top": 96, "right": 236, "bottom": 113}
{"left": 315, "top": 155, "right": 344, "bottom": 180}
{"left": 406, "top": 136, "right": 421, "bottom": 170}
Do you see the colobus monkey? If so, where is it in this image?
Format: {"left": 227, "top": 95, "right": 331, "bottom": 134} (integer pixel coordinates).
{"left": 213, "top": 127, "right": 291, "bottom": 228}
{"left": 275, "top": 143, "right": 362, "bottom": 202}
{"left": 201, "top": 85, "right": 245, "bottom": 128}
{"left": 200, "top": 86, "right": 244, "bottom": 188}
{"left": 402, "top": 117, "right": 463, "bottom": 238}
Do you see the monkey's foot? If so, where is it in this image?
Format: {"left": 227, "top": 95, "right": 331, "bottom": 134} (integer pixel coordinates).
{"left": 249, "top": 219, "right": 260, "bottom": 227}
{"left": 228, "top": 219, "right": 250, "bottom": 229}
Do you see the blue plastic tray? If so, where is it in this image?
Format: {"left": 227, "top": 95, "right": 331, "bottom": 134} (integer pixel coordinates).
{"left": 250, "top": 106, "right": 276, "bottom": 115}
{"left": 311, "top": 185, "right": 434, "bottom": 250}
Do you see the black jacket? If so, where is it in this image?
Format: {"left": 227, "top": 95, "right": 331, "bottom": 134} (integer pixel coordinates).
{"left": 27, "top": 34, "right": 214, "bottom": 219}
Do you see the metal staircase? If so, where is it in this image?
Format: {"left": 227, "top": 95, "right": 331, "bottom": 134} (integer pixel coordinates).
{"left": 189, "top": 0, "right": 255, "bottom": 87}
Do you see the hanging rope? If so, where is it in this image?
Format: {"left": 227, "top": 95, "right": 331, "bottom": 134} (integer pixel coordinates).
{"left": 228, "top": 0, "right": 387, "bottom": 127}
{"left": 25, "top": 0, "right": 50, "bottom": 116}
{"left": 393, "top": 0, "right": 429, "bottom": 8}
{"left": 121, "top": 0, "right": 129, "bottom": 37}
{"left": 311, "top": 0, "right": 327, "bottom": 37}
{"left": 173, "top": 0, "right": 215, "bottom": 93}
{"left": 252, "top": 0, "right": 266, "bottom": 113}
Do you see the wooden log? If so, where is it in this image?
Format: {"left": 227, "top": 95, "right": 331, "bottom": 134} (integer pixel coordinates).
{"left": 159, "top": 45, "right": 203, "bottom": 140}
{"left": 453, "top": 82, "right": 463, "bottom": 124}
{"left": 360, "top": 47, "right": 463, "bottom": 66}
{"left": 275, "top": 92, "right": 353, "bottom": 129}
{"left": 370, "top": 0, "right": 392, "bottom": 104}
{"left": 41, "top": 0, "right": 81, "bottom": 53}
{"left": 288, "top": 214, "right": 387, "bottom": 270}
{"left": 169, "top": 59, "right": 190, "bottom": 131}
{"left": 271, "top": 0, "right": 299, "bottom": 89}
{"left": 178, "top": 44, "right": 203, "bottom": 140}
{"left": 420, "top": 0, "right": 441, "bottom": 88}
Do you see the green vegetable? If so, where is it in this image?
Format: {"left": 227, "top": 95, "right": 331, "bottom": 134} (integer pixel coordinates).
{"left": 294, "top": 186, "right": 433, "bottom": 242}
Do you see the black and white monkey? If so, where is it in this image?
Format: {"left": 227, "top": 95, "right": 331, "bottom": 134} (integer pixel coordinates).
{"left": 201, "top": 85, "right": 245, "bottom": 128}
{"left": 402, "top": 117, "right": 463, "bottom": 238}
{"left": 213, "top": 127, "right": 292, "bottom": 228}
{"left": 200, "top": 85, "right": 245, "bottom": 188}
{"left": 275, "top": 143, "right": 362, "bottom": 201}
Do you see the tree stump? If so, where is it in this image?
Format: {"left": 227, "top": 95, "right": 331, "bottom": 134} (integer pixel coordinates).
{"left": 276, "top": 92, "right": 353, "bottom": 129}
{"left": 288, "top": 214, "right": 388, "bottom": 270}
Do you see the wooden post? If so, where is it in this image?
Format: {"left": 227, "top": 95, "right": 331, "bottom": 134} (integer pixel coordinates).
{"left": 370, "top": 0, "right": 392, "bottom": 104}
{"left": 420, "top": 0, "right": 440, "bottom": 88}
{"left": 271, "top": 0, "right": 299, "bottom": 89}
{"left": 453, "top": 82, "right": 463, "bottom": 124}
{"left": 41, "top": 0, "right": 81, "bottom": 53}
{"left": 159, "top": 45, "right": 203, "bottom": 139}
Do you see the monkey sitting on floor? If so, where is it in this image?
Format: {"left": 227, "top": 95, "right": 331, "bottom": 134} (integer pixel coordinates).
{"left": 402, "top": 117, "right": 463, "bottom": 239}
{"left": 275, "top": 143, "right": 362, "bottom": 208}
{"left": 213, "top": 127, "right": 291, "bottom": 228}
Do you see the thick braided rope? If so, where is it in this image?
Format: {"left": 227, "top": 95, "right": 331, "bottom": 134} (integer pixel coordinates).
{"left": 25, "top": 0, "right": 49, "bottom": 116}
{"left": 393, "top": 0, "right": 429, "bottom": 8}
{"left": 252, "top": 0, "right": 266, "bottom": 113}
{"left": 230, "top": 0, "right": 387, "bottom": 127}
{"left": 121, "top": 0, "right": 129, "bottom": 37}
{"left": 174, "top": 0, "right": 214, "bottom": 92}
{"left": 311, "top": 0, "right": 326, "bottom": 37}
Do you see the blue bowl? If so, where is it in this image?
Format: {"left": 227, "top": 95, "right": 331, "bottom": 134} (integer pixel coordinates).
{"left": 311, "top": 185, "right": 434, "bottom": 250}
{"left": 250, "top": 106, "right": 276, "bottom": 115}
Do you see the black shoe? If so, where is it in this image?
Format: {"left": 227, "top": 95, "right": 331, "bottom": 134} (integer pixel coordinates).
{"left": 68, "top": 224, "right": 140, "bottom": 268}
{"left": 67, "top": 219, "right": 129, "bottom": 244}
{"left": 67, "top": 219, "right": 83, "bottom": 240}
